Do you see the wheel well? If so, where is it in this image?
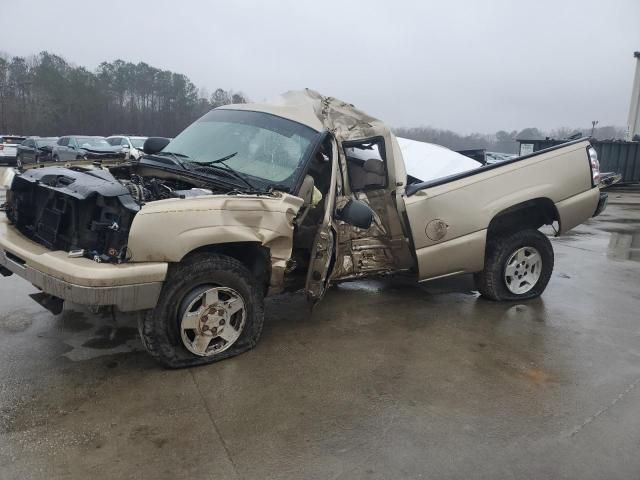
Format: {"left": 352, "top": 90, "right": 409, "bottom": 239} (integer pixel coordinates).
{"left": 487, "top": 198, "right": 559, "bottom": 240}
{"left": 180, "top": 242, "right": 271, "bottom": 293}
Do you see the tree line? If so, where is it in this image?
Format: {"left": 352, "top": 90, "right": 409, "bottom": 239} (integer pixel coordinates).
{"left": 394, "top": 125, "right": 627, "bottom": 154}
{"left": 0, "top": 51, "right": 247, "bottom": 138}
{"left": 0, "top": 51, "right": 626, "bottom": 152}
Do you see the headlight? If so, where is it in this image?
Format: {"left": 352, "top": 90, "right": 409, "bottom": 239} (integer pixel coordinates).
{"left": 588, "top": 146, "right": 600, "bottom": 186}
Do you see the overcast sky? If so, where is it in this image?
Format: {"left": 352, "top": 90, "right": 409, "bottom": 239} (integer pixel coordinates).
{"left": 1, "top": 0, "right": 639, "bottom": 133}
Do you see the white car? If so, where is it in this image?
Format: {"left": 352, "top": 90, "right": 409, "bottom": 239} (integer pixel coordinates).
{"left": 107, "top": 135, "right": 148, "bottom": 160}
{"left": 0, "top": 135, "right": 27, "bottom": 165}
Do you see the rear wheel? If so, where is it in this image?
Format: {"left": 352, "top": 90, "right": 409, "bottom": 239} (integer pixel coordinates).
{"left": 16, "top": 154, "right": 23, "bottom": 169}
{"left": 138, "top": 253, "right": 265, "bottom": 368}
{"left": 474, "top": 229, "right": 554, "bottom": 301}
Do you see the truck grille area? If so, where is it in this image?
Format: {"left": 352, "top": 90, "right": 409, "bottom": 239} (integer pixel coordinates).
{"left": 5, "top": 167, "right": 140, "bottom": 263}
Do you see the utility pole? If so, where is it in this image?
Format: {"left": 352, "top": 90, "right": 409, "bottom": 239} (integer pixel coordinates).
{"left": 627, "top": 51, "right": 640, "bottom": 141}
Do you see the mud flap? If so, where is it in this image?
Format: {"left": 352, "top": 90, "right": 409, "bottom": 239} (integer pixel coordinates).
{"left": 29, "top": 292, "right": 64, "bottom": 315}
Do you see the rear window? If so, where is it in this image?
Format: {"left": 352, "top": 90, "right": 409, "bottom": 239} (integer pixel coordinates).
{"left": 1, "top": 137, "right": 26, "bottom": 144}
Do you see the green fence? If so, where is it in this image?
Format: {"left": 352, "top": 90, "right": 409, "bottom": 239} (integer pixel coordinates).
{"left": 517, "top": 139, "right": 640, "bottom": 183}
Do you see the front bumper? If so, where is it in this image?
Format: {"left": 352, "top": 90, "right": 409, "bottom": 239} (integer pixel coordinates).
{"left": 0, "top": 217, "right": 167, "bottom": 311}
{"left": 593, "top": 192, "right": 608, "bottom": 217}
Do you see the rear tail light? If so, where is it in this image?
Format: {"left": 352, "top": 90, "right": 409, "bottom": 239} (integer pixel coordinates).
{"left": 588, "top": 146, "right": 600, "bottom": 186}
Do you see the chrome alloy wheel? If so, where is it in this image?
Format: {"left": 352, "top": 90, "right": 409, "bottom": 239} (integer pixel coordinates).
{"left": 179, "top": 287, "right": 246, "bottom": 356}
{"left": 503, "top": 246, "right": 542, "bottom": 295}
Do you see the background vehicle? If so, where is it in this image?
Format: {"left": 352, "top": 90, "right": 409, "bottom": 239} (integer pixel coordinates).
{"left": 107, "top": 135, "right": 148, "bottom": 160}
{"left": 52, "top": 136, "right": 124, "bottom": 162}
{"left": 485, "top": 151, "right": 519, "bottom": 164}
{"left": 16, "top": 136, "right": 58, "bottom": 167}
{"left": 0, "top": 91, "right": 606, "bottom": 368}
{"left": 0, "top": 135, "right": 26, "bottom": 165}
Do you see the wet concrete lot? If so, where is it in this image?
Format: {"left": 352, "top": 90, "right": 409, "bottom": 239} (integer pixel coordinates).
{"left": 1, "top": 182, "right": 639, "bottom": 479}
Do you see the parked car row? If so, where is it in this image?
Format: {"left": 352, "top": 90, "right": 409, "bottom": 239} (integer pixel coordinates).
{"left": 0, "top": 134, "right": 148, "bottom": 167}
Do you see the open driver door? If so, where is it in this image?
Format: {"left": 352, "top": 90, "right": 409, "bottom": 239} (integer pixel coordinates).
{"left": 304, "top": 138, "right": 339, "bottom": 305}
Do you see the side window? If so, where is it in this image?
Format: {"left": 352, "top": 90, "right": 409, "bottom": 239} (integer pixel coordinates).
{"left": 344, "top": 138, "right": 387, "bottom": 192}
{"left": 68, "top": 138, "right": 77, "bottom": 148}
{"left": 107, "top": 137, "right": 120, "bottom": 146}
{"left": 120, "top": 138, "right": 130, "bottom": 146}
{"left": 28, "top": 139, "right": 36, "bottom": 148}
{"left": 58, "top": 137, "right": 69, "bottom": 146}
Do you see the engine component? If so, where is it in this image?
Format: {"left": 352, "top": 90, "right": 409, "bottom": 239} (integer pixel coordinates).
{"left": 6, "top": 167, "right": 139, "bottom": 263}
{"left": 5, "top": 165, "right": 217, "bottom": 263}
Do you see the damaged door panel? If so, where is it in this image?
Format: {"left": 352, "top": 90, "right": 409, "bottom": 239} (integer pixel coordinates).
{"left": 330, "top": 136, "right": 413, "bottom": 280}
{"left": 304, "top": 139, "right": 339, "bottom": 304}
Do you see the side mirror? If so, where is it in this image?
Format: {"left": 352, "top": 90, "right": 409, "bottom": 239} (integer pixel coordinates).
{"left": 336, "top": 199, "right": 374, "bottom": 229}
{"left": 121, "top": 144, "right": 130, "bottom": 150}
{"left": 143, "top": 137, "right": 171, "bottom": 155}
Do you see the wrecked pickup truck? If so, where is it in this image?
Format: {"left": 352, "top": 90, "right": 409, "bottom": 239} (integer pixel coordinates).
{"left": 0, "top": 90, "right": 607, "bottom": 367}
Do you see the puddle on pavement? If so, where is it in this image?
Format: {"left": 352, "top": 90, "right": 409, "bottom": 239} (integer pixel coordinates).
{"left": 35, "top": 309, "right": 146, "bottom": 362}
{"left": 608, "top": 231, "right": 640, "bottom": 262}
{"left": 58, "top": 310, "right": 93, "bottom": 332}
{"left": 82, "top": 326, "right": 138, "bottom": 349}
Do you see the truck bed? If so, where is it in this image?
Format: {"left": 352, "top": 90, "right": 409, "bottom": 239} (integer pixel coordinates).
{"left": 405, "top": 138, "right": 589, "bottom": 195}
{"left": 402, "top": 138, "right": 601, "bottom": 280}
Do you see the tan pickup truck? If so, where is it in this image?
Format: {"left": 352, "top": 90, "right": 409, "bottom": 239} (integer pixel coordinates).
{"left": 0, "top": 90, "right": 606, "bottom": 367}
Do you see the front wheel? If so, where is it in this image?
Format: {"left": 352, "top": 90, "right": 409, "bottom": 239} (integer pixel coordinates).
{"left": 15, "top": 154, "right": 23, "bottom": 169}
{"left": 474, "top": 229, "right": 554, "bottom": 301}
{"left": 138, "top": 253, "right": 265, "bottom": 368}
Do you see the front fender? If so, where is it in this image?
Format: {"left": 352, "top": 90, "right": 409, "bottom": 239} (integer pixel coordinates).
{"left": 127, "top": 193, "right": 303, "bottom": 290}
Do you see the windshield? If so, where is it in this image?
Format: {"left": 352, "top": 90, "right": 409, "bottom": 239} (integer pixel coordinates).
{"left": 77, "top": 137, "right": 111, "bottom": 148}
{"left": 130, "top": 137, "right": 147, "bottom": 148}
{"left": 163, "top": 109, "right": 319, "bottom": 188}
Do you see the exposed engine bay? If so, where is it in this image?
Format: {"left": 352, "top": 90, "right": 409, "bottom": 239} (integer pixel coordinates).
{"left": 4, "top": 162, "right": 221, "bottom": 263}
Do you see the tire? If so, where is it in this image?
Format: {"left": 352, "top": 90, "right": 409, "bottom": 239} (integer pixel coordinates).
{"left": 53, "top": 155, "right": 59, "bottom": 162}
{"left": 474, "top": 229, "right": 554, "bottom": 301}
{"left": 138, "top": 253, "right": 265, "bottom": 368}
{"left": 16, "top": 154, "right": 23, "bottom": 169}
